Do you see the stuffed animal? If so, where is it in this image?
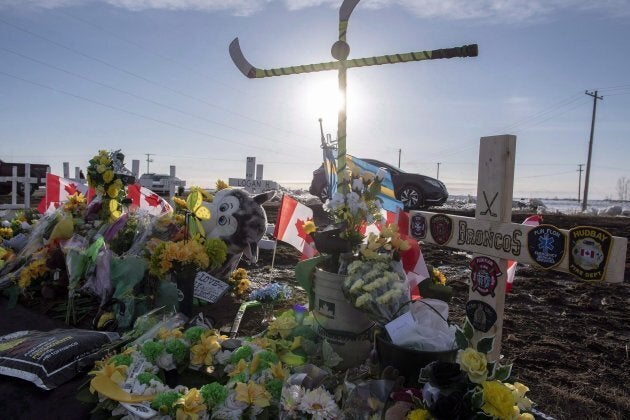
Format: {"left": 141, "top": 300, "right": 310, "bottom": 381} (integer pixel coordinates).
{"left": 201, "top": 188, "right": 275, "bottom": 278}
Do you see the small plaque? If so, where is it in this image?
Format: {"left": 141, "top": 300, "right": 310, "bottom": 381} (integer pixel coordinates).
{"left": 193, "top": 272, "right": 229, "bottom": 304}
{"left": 527, "top": 224, "right": 566, "bottom": 269}
{"left": 466, "top": 300, "right": 497, "bottom": 333}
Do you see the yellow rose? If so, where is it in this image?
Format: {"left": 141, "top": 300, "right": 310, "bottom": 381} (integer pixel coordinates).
{"left": 505, "top": 382, "right": 533, "bottom": 411}
{"left": 457, "top": 347, "right": 488, "bottom": 383}
{"left": 96, "top": 164, "right": 106, "bottom": 174}
{"left": 481, "top": 380, "right": 516, "bottom": 420}
{"left": 107, "top": 185, "right": 120, "bottom": 199}
{"left": 102, "top": 170, "right": 114, "bottom": 183}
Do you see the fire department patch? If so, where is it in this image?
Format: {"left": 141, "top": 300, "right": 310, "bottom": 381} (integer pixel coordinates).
{"left": 410, "top": 213, "right": 427, "bottom": 240}
{"left": 466, "top": 300, "right": 497, "bottom": 333}
{"left": 568, "top": 226, "right": 612, "bottom": 281}
{"left": 527, "top": 224, "right": 566, "bottom": 269}
{"left": 429, "top": 214, "right": 453, "bottom": 245}
{"left": 470, "top": 256, "right": 502, "bottom": 297}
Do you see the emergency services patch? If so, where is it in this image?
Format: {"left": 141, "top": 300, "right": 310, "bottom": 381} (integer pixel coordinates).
{"left": 470, "top": 256, "right": 502, "bottom": 297}
{"left": 568, "top": 226, "right": 612, "bottom": 281}
{"left": 410, "top": 213, "right": 427, "bottom": 240}
{"left": 430, "top": 214, "right": 453, "bottom": 245}
{"left": 466, "top": 300, "right": 497, "bottom": 333}
{"left": 527, "top": 224, "right": 565, "bottom": 269}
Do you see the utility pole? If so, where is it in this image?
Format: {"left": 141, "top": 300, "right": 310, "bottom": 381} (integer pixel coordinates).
{"left": 582, "top": 90, "right": 603, "bottom": 211}
{"left": 398, "top": 149, "right": 401, "bottom": 168}
{"left": 437, "top": 162, "right": 441, "bottom": 180}
{"left": 577, "top": 163, "right": 584, "bottom": 203}
{"left": 145, "top": 153, "right": 154, "bottom": 174}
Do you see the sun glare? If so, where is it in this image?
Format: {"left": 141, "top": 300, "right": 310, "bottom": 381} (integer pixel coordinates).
{"left": 304, "top": 79, "right": 345, "bottom": 125}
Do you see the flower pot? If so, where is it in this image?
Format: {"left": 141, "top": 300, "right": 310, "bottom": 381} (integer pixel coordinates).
{"left": 313, "top": 268, "right": 374, "bottom": 370}
{"left": 376, "top": 331, "right": 458, "bottom": 386}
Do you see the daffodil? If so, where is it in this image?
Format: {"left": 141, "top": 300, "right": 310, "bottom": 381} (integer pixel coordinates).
{"left": 234, "top": 381, "right": 271, "bottom": 408}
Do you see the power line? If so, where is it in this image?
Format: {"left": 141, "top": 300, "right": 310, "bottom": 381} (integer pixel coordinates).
{"left": 0, "top": 69, "right": 301, "bottom": 156}
{"left": 0, "top": 17, "right": 307, "bottom": 138}
{"left": 0, "top": 46, "right": 304, "bottom": 150}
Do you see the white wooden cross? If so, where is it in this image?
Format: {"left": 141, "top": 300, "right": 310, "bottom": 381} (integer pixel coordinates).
{"left": 407, "top": 135, "right": 628, "bottom": 361}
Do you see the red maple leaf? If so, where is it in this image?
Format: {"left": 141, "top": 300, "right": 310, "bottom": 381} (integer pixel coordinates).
{"left": 295, "top": 218, "right": 314, "bottom": 244}
{"left": 64, "top": 183, "right": 78, "bottom": 196}
{"left": 144, "top": 193, "right": 161, "bottom": 208}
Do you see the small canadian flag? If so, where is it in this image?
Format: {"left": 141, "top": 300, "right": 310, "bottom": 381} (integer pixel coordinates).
{"left": 126, "top": 183, "right": 173, "bottom": 216}
{"left": 37, "top": 173, "right": 95, "bottom": 213}
{"left": 273, "top": 195, "right": 317, "bottom": 260}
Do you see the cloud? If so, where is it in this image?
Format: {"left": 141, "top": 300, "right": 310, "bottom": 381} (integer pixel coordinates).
{"left": 1, "top": 0, "right": 628, "bottom": 20}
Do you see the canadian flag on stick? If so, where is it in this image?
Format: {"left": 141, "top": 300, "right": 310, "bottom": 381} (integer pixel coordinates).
{"left": 37, "top": 173, "right": 95, "bottom": 213}
{"left": 126, "top": 183, "right": 173, "bottom": 216}
{"left": 273, "top": 195, "right": 317, "bottom": 259}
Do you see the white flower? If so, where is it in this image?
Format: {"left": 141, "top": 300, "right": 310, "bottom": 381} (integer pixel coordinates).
{"left": 352, "top": 178, "right": 364, "bottom": 192}
{"left": 297, "top": 387, "right": 340, "bottom": 419}
{"left": 349, "top": 279, "right": 365, "bottom": 293}
{"left": 281, "top": 385, "right": 305, "bottom": 413}
{"left": 375, "top": 168, "right": 387, "bottom": 181}
{"left": 155, "top": 352, "right": 176, "bottom": 371}
{"left": 214, "top": 350, "right": 232, "bottom": 365}
{"left": 355, "top": 293, "right": 372, "bottom": 307}
{"left": 422, "top": 382, "right": 441, "bottom": 409}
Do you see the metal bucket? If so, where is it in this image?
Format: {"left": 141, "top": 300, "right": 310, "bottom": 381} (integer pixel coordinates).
{"left": 313, "top": 268, "right": 374, "bottom": 369}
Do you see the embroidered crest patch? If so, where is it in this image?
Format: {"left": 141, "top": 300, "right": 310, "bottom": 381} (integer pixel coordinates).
{"left": 410, "top": 213, "right": 427, "bottom": 240}
{"left": 466, "top": 300, "right": 498, "bottom": 333}
{"left": 470, "top": 256, "right": 502, "bottom": 297}
{"left": 527, "top": 224, "right": 566, "bottom": 269}
{"left": 568, "top": 226, "right": 612, "bottom": 281}
{"left": 430, "top": 214, "right": 453, "bottom": 245}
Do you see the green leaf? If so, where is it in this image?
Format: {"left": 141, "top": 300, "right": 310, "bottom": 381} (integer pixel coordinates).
{"left": 469, "top": 388, "right": 484, "bottom": 410}
{"left": 3, "top": 285, "right": 19, "bottom": 309}
{"left": 493, "top": 364, "right": 512, "bottom": 382}
{"left": 476, "top": 336, "right": 494, "bottom": 354}
{"left": 455, "top": 328, "right": 469, "bottom": 350}
{"left": 486, "top": 361, "right": 496, "bottom": 376}
{"left": 464, "top": 318, "right": 474, "bottom": 340}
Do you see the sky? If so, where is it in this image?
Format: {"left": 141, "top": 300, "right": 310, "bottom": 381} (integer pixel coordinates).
{"left": 1, "top": 0, "right": 629, "bottom": 201}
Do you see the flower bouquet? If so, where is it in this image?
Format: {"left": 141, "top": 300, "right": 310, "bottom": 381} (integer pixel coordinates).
{"left": 385, "top": 317, "right": 536, "bottom": 420}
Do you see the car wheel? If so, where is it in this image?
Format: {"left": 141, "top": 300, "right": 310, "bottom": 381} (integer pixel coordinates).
{"left": 319, "top": 185, "right": 329, "bottom": 203}
{"left": 399, "top": 185, "right": 423, "bottom": 209}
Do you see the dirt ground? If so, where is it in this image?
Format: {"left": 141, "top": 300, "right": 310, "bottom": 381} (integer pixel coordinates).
{"left": 0, "top": 201, "right": 628, "bottom": 419}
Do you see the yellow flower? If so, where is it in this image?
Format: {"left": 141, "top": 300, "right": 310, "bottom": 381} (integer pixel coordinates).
{"left": 505, "top": 382, "right": 533, "bottom": 411}
{"left": 0, "top": 227, "right": 13, "bottom": 239}
{"left": 89, "top": 362, "right": 128, "bottom": 393}
{"left": 157, "top": 327, "right": 183, "bottom": 341}
{"left": 457, "top": 347, "right": 488, "bottom": 383}
{"left": 173, "top": 196, "right": 188, "bottom": 208}
{"left": 107, "top": 184, "right": 120, "bottom": 199}
{"left": 269, "top": 361, "right": 288, "bottom": 380}
{"left": 391, "top": 235, "right": 411, "bottom": 251}
{"left": 481, "top": 380, "right": 516, "bottom": 420}
{"left": 406, "top": 408, "right": 432, "bottom": 420}
{"left": 302, "top": 220, "right": 316, "bottom": 235}
{"left": 517, "top": 412, "right": 534, "bottom": 420}
{"left": 250, "top": 337, "right": 276, "bottom": 351}
{"left": 228, "top": 359, "right": 249, "bottom": 377}
{"left": 249, "top": 353, "right": 260, "bottom": 374}
{"left": 175, "top": 388, "right": 207, "bottom": 420}
{"left": 102, "top": 170, "right": 114, "bottom": 183}
{"left": 18, "top": 259, "right": 48, "bottom": 290}
{"left": 234, "top": 381, "right": 271, "bottom": 408}
{"left": 99, "top": 155, "right": 111, "bottom": 165}
{"left": 290, "top": 336, "right": 302, "bottom": 350}
{"left": 215, "top": 179, "right": 228, "bottom": 191}
{"left": 267, "top": 312, "right": 298, "bottom": 339}
{"left": 190, "top": 331, "right": 221, "bottom": 366}
{"left": 96, "top": 164, "right": 107, "bottom": 174}
{"left": 351, "top": 165, "right": 361, "bottom": 177}
{"left": 431, "top": 268, "right": 447, "bottom": 285}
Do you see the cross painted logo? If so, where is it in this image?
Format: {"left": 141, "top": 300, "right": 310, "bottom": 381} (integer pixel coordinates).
{"left": 410, "top": 214, "right": 427, "bottom": 240}
{"left": 430, "top": 214, "right": 453, "bottom": 245}
{"left": 527, "top": 224, "right": 566, "bottom": 269}
{"left": 470, "top": 256, "right": 502, "bottom": 297}
{"left": 568, "top": 226, "right": 612, "bottom": 281}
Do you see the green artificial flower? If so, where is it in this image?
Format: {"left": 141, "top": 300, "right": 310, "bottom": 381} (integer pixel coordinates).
{"left": 200, "top": 382, "right": 229, "bottom": 408}
{"left": 266, "top": 378, "right": 284, "bottom": 401}
{"left": 205, "top": 238, "right": 228, "bottom": 269}
{"left": 290, "top": 326, "right": 317, "bottom": 341}
{"left": 165, "top": 339, "right": 189, "bottom": 364}
{"left": 230, "top": 345, "right": 253, "bottom": 364}
{"left": 137, "top": 372, "right": 162, "bottom": 385}
{"left": 183, "top": 326, "right": 207, "bottom": 344}
{"left": 253, "top": 350, "right": 279, "bottom": 374}
{"left": 150, "top": 391, "right": 182, "bottom": 415}
{"left": 141, "top": 341, "right": 165, "bottom": 363}
{"left": 110, "top": 354, "right": 133, "bottom": 366}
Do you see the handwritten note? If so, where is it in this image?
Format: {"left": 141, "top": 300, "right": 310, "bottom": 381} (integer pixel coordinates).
{"left": 193, "top": 272, "right": 229, "bottom": 304}
{"left": 385, "top": 311, "right": 417, "bottom": 346}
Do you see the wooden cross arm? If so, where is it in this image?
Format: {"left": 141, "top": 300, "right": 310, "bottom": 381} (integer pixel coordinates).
{"left": 229, "top": 38, "right": 478, "bottom": 79}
